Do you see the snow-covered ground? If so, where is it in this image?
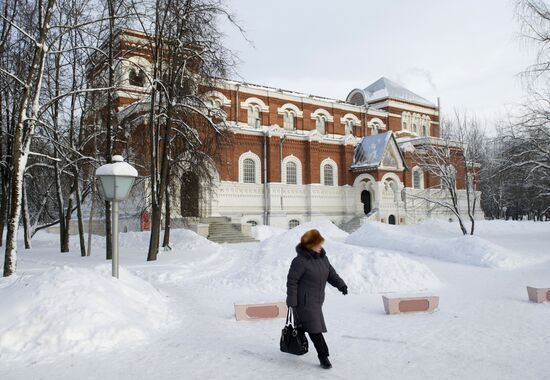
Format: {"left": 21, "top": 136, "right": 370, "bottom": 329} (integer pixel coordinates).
{"left": 1, "top": 220, "right": 549, "bottom": 379}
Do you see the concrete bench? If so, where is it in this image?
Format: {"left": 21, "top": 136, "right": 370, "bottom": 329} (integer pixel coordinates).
{"left": 234, "top": 302, "right": 287, "bottom": 321}
{"left": 526, "top": 286, "right": 550, "bottom": 303}
{"left": 382, "top": 295, "right": 439, "bottom": 315}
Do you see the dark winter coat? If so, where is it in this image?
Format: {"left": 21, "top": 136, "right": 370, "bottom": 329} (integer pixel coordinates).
{"left": 286, "top": 244, "right": 347, "bottom": 334}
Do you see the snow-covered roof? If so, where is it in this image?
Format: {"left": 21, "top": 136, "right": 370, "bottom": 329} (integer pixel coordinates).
{"left": 351, "top": 132, "right": 393, "bottom": 170}
{"left": 360, "top": 77, "right": 435, "bottom": 107}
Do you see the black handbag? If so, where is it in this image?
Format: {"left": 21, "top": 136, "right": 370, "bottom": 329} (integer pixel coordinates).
{"left": 279, "top": 307, "right": 308, "bottom": 355}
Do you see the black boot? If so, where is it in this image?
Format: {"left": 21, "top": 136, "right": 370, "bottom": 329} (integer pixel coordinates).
{"left": 319, "top": 356, "right": 332, "bottom": 369}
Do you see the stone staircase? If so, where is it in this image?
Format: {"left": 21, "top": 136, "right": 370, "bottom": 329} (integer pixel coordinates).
{"left": 340, "top": 217, "right": 363, "bottom": 233}
{"left": 340, "top": 209, "right": 380, "bottom": 233}
{"left": 201, "top": 216, "right": 258, "bottom": 244}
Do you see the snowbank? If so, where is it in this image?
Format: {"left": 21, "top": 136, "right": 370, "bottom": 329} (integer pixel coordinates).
{"left": 0, "top": 265, "right": 172, "bottom": 362}
{"left": 346, "top": 221, "right": 531, "bottom": 269}
{"left": 250, "top": 225, "right": 286, "bottom": 241}
{"left": 218, "top": 220, "right": 440, "bottom": 294}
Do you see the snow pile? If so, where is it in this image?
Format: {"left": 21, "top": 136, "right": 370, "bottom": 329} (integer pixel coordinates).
{"left": 0, "top": 265, "right": 172, "bottom": 362}
{"left": 346, "top": 221, "right": 530, "bottom": 268}
{"left": 218, "top": 220, "right": 440, "bottom": 294}
{"left": 250, "top": 225, "right": 286, "bottom": 241}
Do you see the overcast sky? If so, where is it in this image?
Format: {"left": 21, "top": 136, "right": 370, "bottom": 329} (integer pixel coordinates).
{"left": 221, "top": 0, "right": 536, "bottom": 130}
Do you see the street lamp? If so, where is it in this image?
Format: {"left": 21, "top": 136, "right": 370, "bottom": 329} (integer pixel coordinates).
{"left": 96, "top": 155, "right": 138, "bottom": 278}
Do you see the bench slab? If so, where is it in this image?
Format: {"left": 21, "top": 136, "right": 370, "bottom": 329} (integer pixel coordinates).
{"left": 382, "top": 295, "right": 439, "bottom": 315}
{"left": 234, "top": 302, "right": 287, "bottom": 321}
{"left": 526, "top": 286, "right": 550, "bottom": 303}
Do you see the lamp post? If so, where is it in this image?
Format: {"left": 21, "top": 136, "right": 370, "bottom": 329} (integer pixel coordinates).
{"left": 96, "top": 155, "right": 138, "bottom": 278}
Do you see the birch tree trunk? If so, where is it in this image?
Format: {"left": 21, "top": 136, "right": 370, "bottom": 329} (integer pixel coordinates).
{"left": 3, "top": 0, "right": 56, "bottom": 277}
{"left": 22, "top": 179, "right": 31, "bottom": 249}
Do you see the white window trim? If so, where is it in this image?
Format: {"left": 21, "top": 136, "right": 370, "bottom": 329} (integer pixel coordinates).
{"left": 340, "top": 113, "right": 362, "bottom": 126}
{"left": 277, "top": 103, "right": 303, "bottom": 118}
{"left": 282, "top": 155, "right": 303, "bottom": 185}
{"left": 320, "top": 158, "right": 338, "bottom": 187}
{"left": 311, "top": 108, "right": 334, "bottom": 122}
{"left": 238, "top": 151, "right": 262, "bottom": 184}
{"left": 368, "top": 117, "right": 386, "bottom": 131}
{"left": 240, "top": 97, "right": 269, "bottom": 112}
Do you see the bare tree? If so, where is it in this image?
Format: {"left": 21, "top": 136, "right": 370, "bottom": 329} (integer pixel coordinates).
{"left": 516, "top": 0, "right": 550, "bottom": 84}
{"left": 120, "top": 0, "right": 236, "bottom": 261}
{"left": 1, "top": 0, "right": 57, "bottom": 276}
{"left": 406, "top": 110, "right": 484, "bottom": 235}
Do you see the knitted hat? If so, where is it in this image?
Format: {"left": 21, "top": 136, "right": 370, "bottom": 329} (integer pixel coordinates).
{"left": 300, "top": 229, "right": 325, "bottom": 249}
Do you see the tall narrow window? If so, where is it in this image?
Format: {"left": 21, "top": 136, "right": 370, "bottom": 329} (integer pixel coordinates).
{"left": 344, "top": 119, "right": 355, "bottom": 136}
{"left": 286, "top": 162, "right": 297, "bottom": 184}
{"left": 316, "top": 116, "right": 326, "bottom": 135}
{"left": 323, "top": 164, "right": 334, "bottom": 186}
{"left": 247, "top": 106, "right": 260, "bottom": 128}
{"left": 243, "top": 158, "right": 256, "bottom": 183}
{"left": 413, "top": 170, "right": 422, "bottom": 189}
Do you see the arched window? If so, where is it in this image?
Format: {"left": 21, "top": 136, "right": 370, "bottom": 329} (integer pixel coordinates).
{"left": 320, "top": 158, "right": 338, "bottom": 186}
{"left": 286, "top": 162, "right": 297, "bottom": 184}
{"left": 289, "top": 219, "right": 300, "bottom": 229}
{"left": 282, "top": 156, "right": 302, "bottom": 185}
{"left": 341, "top": 114, "right": 361, "bottom": 136}
{"left": 129, "top": 68, "right": 146, "bottom": 87}
{"left": 323, "top": 164, "right": 334, "bottom": 186}
{"left": 316, "top": 115, "right": 327, "bottom": 135}
{"left": 283, "top": 111, "right": 296, "bottom": 131}
{"left": 371, "top": 123, "right": 379, "bottom": 135}
{"left": 243, "top": 158, "right": 256, "bottom": 183}
{"left": 421, "top": 116, "right": 430, "bottom": 136}
{"left": 247, "top": 105, "right": 261, "bottom": 128}
{"left": 239, "top": 151, "right": 261, "bottom": 184}
{"left": 413, "top": 168, "right": 423, "bottom": 189}
{"left": 467, "top": 173, "right": 475, "bottom": 192}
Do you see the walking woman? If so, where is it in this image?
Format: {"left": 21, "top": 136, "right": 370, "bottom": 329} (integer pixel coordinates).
{"left": 286, "top": 229, "right": 348, "bottom": 369}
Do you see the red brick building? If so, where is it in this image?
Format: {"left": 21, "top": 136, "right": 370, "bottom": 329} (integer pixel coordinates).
{"left": 89, "top": 29, "right": 483, "bottom": 231}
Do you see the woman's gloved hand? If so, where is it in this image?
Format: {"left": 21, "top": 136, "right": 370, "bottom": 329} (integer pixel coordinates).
{"left": 339, "top": 285, "right": 348, "bottom": 295}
